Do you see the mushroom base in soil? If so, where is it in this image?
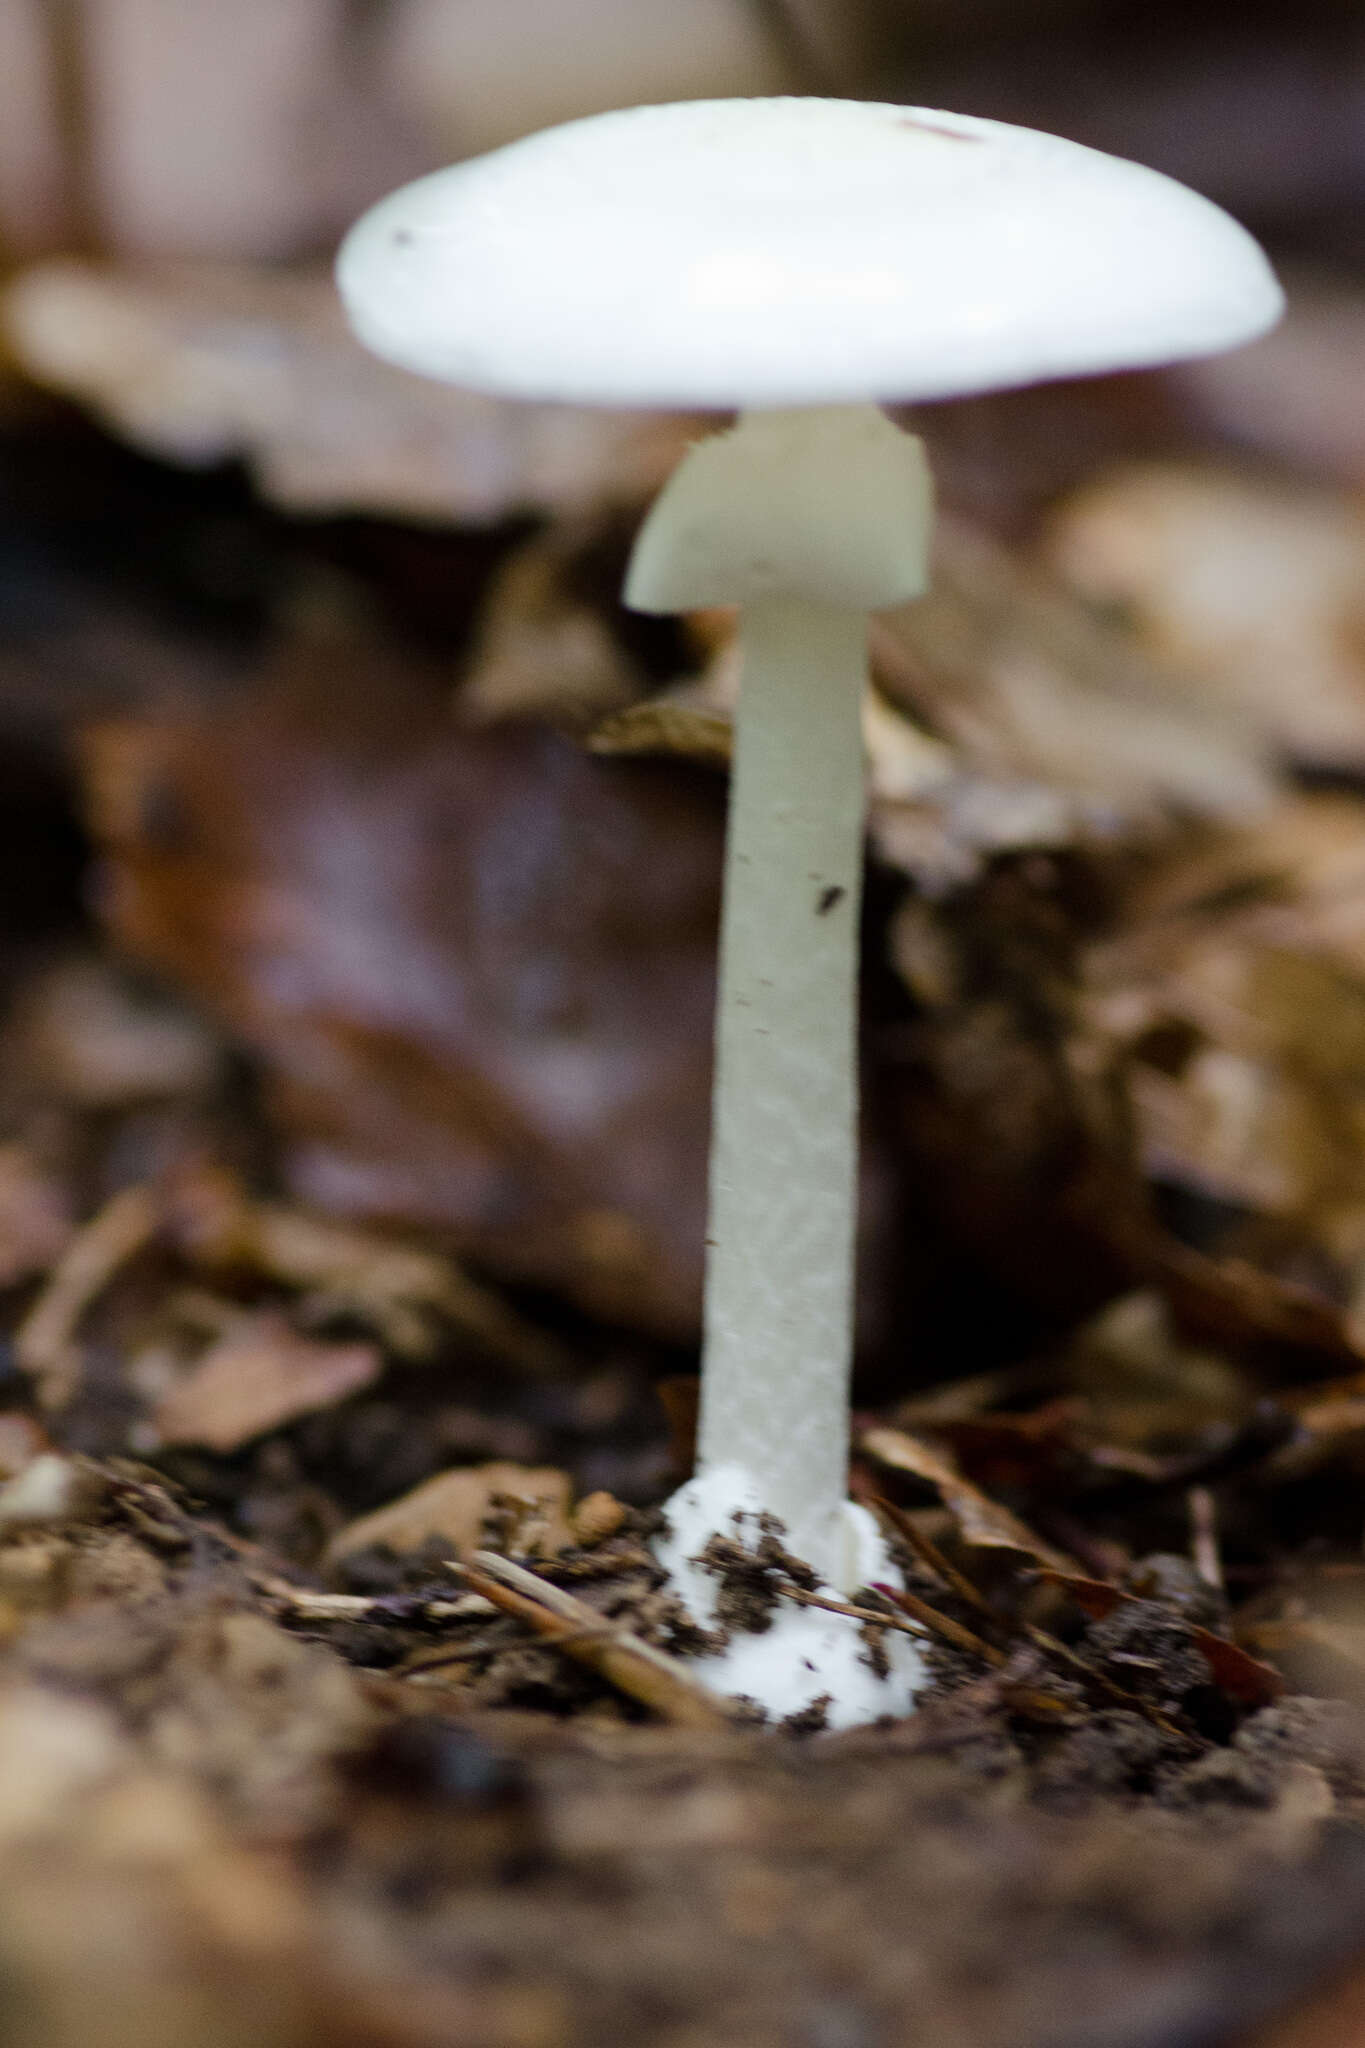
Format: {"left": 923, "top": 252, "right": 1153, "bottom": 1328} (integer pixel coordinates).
{"left": 335, "top": 96, "right": 1283, "bottom": 1728}
{"left": 625, "top": 401, "right": 935, "bottom": 1726}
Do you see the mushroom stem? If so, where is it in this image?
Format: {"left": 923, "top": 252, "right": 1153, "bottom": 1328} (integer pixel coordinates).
{"left": 626, "top": 402, "right": 932, "bottom": 1585}
{"left": 700, "top": 593, "right": 868, "bottom": 1571}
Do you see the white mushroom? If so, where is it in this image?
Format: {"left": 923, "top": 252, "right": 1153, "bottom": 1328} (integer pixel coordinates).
{"left": 337, "top": 98, "right": 1282, "bottom": 1727}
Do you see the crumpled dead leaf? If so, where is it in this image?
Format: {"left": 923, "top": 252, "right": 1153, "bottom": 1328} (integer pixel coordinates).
{"left": 168, "top": 1164, "right": 564, "bottom": 1373}
{"left": 151, "top": 1311, "right": 382, "bottom": 1453}
{"left": 325, "top": 1462, "right": 574, "bottom": 1566}
{"left": 0, "top": 1143, "right": 72, "bottom": 1290}
{"left": 78, "top": 636, "right": 726, "bottom": 1340}
{"left": 13, "top": 954, "right": 221, "bottom": 1108}
{"left": 2, "top": 259, "right": 698, "bottom": 522}
{"left": 1035, "top": 1569, "right": 1285, "bottom": 1708}
{"left": 859, "top": 1424, "right": 1074, "bottom": 1572}
{"left": 1081, "top": 795, "right": 1365, "bottom": 1356}
{"left": 1045, "top": 463, "right": 1365, "bottom": 771}
{"left": 588, "top": 699, "right": 732, "bottom": 770}
{"left": 15, "top": 1182, "right": 161, "bottom": 1411}
{"left": 559, "top": 503, "right": 1275, "bottom": 890}
{"left": 867, "top": 511, "right": 1275, "bottom": 889}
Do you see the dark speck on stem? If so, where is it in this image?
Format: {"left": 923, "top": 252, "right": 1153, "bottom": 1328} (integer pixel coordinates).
{"left": 816, "top": 885, "right": 845, "bottom": 916}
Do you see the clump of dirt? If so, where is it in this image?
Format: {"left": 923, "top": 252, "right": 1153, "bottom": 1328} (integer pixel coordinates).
{"left": 695, "top": 1514, "right": 820, "bottom": 1638}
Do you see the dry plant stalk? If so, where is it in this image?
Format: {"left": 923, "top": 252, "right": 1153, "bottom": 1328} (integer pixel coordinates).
{"left": 15, "top": 1183, "right": 160, "bottom": 1410}
{"left": 460, "top": 1550, "right": 739, "bottom": 1730}
{"left": 870, "top": 1495, "right": 1190, "bottom": 1739}
{"left": 779, "top": 1582, "right": 1006, "bottom": 1668}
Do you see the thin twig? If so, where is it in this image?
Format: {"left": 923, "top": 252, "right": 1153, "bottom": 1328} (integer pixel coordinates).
{"left": 868, "top": 1493, "right": 998, "bottom": 1618}
{"left": 254, "top": 1572, "right": 492, "bottom": 1624}
{"left": 782, "top": 1582, "right": 1006, "bottom": 1668}
{"left": 868, "top": 1492, "right": 1189, "bottom": 1739}
{"left": 16, "top": 1184, "right": 161, "bottom": 1410}
{"left": 461, "top": 1551, "right": 739, "bottom": 1730}
{"left": 1188, "top": 1486, "right": 1225, "bottom": 1592}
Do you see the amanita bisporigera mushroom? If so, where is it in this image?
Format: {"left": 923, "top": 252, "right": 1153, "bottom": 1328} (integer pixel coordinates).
{"left": 338, "top": 100, "right": 1282, "bottom": 1725}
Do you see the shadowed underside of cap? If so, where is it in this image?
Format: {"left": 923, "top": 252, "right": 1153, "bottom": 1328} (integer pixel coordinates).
{"left": 337, "top": 97, "right": 1283, "bottom": 411}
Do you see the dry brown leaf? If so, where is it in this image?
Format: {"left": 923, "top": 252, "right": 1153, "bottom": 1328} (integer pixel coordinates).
{"left": 866, "top": 511, "right": 1274, "bottom": 888}
{"left": 152, "top": 1313, "right": 382, "bottom": 1453}
{"left": 14, "top": 955, "right": 220, "bottom": 1108}
{"left": 325, "top": 1462, "right": 573, "bottom": 1566}
{"left": 1047, "top": 463, "right": 1365, "bottom": 769}
{"left": 170, "top": 1165, "right": 565, "bottom": 1373}
{"left": 80, "top": 651, "right": 725, "bottom": 1342}
{"left": 588, "top": 700, "right": 733, "bottom": 769}
{"left": 14, "top": 1183, "right": 161, "bottom": 1411}
{"left": 1035, "top": 1571, "right": 1285, "bottom": 1708}
{"left": 0, "top": 1415, "right": 50, "bottom": 1481}
{"left": 0, "top": 1143, "right": 72, "bottom": 1290}
{"left": 2, "top": 259, "right": 697, "bottom": 522}
{"left": 461, "top": 524, "right": 644, "bottom": 730}
{"left": 859, "top": 1425, "right": 1074, "bottom": 1572}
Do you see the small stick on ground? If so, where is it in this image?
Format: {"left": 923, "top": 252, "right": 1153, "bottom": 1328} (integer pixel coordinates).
{"left": 15, "top": 1182, "right": 161, "bottom": 1410}
{"left": 869, "top": 1494, "right": 1190, "bottom": 1740}
{"left": 781, "top": 1582, "right": 1006, "bottom": 1668}
{"left": 254, "top": 1573, "right": 494, "bottom": 1625}
{"left": 1189, "top": 1486, "right": 1225, "bottom": 1592}
{"left": 460, "top": 1550, "right": 741, "bottom": 1730}
{"left": 867, "top": 1493, "right": 999, "bottom": 1619}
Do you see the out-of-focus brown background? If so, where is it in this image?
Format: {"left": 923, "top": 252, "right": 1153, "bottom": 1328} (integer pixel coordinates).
{"left": 11, "top": 19, "right": 1365, "bottom": 2048}
{"left": 2, "top": 0, "right": 1365, "bottom": 1396}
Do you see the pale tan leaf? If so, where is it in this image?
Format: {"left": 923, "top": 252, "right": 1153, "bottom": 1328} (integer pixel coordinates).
{"left": 152, "top": 1314, "right": 380, "bottom": 1453}
{"left": 860, "top": 1425, "right": 1074, "bottom": 1572}
{"left": 325, "top": 1462, "right": 573, "bottom": 1566}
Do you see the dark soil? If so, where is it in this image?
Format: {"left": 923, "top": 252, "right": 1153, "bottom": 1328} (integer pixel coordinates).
{"left": 3, "top": 408, "right": 1365, "bottom": 2048}
{"left": 0, "top": 1453, "right": 1360, "bottom": 2048}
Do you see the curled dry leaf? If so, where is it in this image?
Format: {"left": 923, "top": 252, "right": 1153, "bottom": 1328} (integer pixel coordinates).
{"left": 588, "top": 699, "right": 733, "bottom": 770}
{"left": 79, "top": 638, "right": 725, "bottom": 1340}
{"left": 325, "top": 1462, "right": 574, "bottom": 1566}
{"left": 1035, "top": 1569, "right": 1285, "bottom": 1708}
{"left": 859, "top": 1424, "right": 1074, "bottom": 1573}
{"left": 151, "top": 1312, "right": 382, "bottom": 1454}
{"left": 472, "top": 504, "right": 1270, "bottom": 893}
{"left": 868, "top": 511, "right": 1274, "bottom": 890}
{"left": 1045, "top": 464, "right": 1365, "bottom": 771}
{"left": 2, "top": 259, "right": 697, "bottom": 522}
{"left": 169, "top": 1164, "right": 564, "bottom": 1373}
{"left": 14, "top": 1183, "right": 161, "bottom": 1411}
{"left": 461, "top": 522, "right": 646, "bottom": 731}
{"left": 13, "top": 954, "right": 221, "bottom": 1109}
{"left": 1082, "top": 794, "right": 1365, "bottom": 1357}
{"left": 0, "top": 1143, "right": 72, "bottom": 1291}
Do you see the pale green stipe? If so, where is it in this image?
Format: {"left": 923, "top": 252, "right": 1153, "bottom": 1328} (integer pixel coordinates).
{"left": 697, "top": 594, "right": 868, "bottom": 1572}
{"left": 626, "top": 403, "right": 931, "bottom": 1588}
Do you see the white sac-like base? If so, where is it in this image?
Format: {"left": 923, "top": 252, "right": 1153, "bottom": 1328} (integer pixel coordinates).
{"left": 654, "top": 1466, "right": 928, "bottom": 1730}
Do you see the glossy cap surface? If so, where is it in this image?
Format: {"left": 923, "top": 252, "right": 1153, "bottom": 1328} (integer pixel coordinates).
{"left": 338, "top": 97, "right": 1283, "bottom": 409}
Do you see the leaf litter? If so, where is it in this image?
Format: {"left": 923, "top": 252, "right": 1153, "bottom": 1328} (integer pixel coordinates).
{"left": 8, "top": 244, "right": 1365, "bottom": 2046}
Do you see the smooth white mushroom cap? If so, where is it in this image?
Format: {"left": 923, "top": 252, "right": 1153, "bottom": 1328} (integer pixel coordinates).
{"left": 337, "top": 97, "right": 1283, "bottom": 410}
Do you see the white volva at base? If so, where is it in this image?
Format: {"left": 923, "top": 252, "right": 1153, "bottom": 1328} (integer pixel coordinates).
{"left": 655, "top": 1465, "right": 928, "bottom": 1730}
